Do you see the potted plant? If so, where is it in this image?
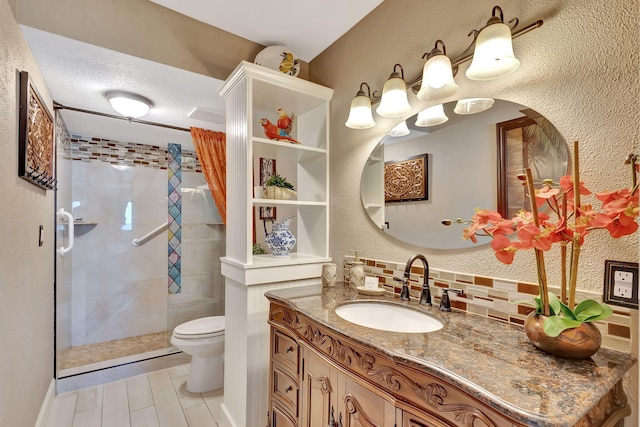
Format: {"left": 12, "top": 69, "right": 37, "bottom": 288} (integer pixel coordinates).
{"left": 264, "top": 174, "right": 297, "bottom": 200}
{"left": 452, "top": 142, "right": 638, "bottom": 358}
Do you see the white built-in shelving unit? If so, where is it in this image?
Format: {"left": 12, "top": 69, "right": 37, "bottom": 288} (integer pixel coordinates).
{"left": 217, "top": 61, "right": 333, "bottom": 427}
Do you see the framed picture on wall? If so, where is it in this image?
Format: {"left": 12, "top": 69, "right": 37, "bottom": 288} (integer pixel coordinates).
{"left": 17, "top": 71, "right": 56, "bottom": 190}
{"left": 384, "top": 154, "right": 428, "bottom": 203}
{"left": 259, "top": 157, "right": 276, "bottom": 220}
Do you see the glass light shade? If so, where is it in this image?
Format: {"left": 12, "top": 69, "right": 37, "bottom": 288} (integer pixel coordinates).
{"left": 465, "top": 22, "right": 520, "bottom": 81}
{"left": 454, "top": 98, "right": 495, "bottom": 115}
{"left": 415, "top": 104, "right": 448, "bottom": 127}
{"left": 345, "top": 94, "right": 375, "bottom": 129}
{"left": 375, "top": 76, "right": 411, "bottom": 118}
{"left": 106, "top": 91, "right": 152, "bottom": 118}
{"left": 416, "top": 55, "right": 459, "bottom": 102}
{"left": 388, "top": 121, "right": 410, "bottom": 137}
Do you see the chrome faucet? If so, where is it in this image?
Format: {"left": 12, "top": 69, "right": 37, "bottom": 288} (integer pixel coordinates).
{"left": 403, "top": 254, "right": 432, "bottom": 305}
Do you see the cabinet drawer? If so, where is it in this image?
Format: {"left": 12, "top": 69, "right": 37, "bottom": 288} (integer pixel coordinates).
{"left": 273, "top": 330, "right": 299, "bottom": 373}
{"left": 272, "top": 364, "right": 299, "bottom": 417}
{"left": 272, "top": 402, "right": 298, "bottom": 427}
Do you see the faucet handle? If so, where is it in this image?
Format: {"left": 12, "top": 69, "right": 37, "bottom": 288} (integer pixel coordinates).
{"left": 439, "top": 288, "right": 463, "bottom": 312}
{"left": 393, "top": 276, "right": 411, "bottom": 301}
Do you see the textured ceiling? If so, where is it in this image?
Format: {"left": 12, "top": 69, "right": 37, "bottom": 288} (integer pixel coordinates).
{"left": 22, "top": 26, "right": 226, "bottom": 150}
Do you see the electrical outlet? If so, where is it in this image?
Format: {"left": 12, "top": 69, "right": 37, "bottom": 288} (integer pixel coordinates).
{"left": 613, "top": 271, "right": 634, "bottom": 298}
{"left": 604, "top": 260, "right": 639, "bottom": 309}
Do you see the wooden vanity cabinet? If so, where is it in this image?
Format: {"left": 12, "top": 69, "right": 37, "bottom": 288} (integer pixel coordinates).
{"left": 268, "top": 301, "right": 631, "bottom": 427}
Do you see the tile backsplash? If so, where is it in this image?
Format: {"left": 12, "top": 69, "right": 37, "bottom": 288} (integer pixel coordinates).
{"left": 344, "top": 255, "right": 633, "bottom": 353}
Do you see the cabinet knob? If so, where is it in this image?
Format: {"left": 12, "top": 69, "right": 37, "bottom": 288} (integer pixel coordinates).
{"left": 285, "top": 385, "right": 293, "bottom": 393}
{"left": 286, "top": 346, "right": 294, "bottom": 353}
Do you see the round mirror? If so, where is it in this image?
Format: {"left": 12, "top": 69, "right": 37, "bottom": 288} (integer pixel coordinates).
{"left": 360, "top": 99, "right": 569, "bottom": 250}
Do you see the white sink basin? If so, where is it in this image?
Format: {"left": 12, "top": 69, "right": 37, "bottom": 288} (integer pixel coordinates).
{"left": 335, "top": 301, "right": 443, "bottom": 333}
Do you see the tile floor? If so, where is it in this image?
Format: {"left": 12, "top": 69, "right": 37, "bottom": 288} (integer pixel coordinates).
{"left": 46, "top": 364, "right": 222, "bottom": 427}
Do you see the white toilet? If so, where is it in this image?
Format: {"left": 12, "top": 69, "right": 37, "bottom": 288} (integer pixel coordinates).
{"left": 170, "top": 316, "right": 225, "bottom": 393}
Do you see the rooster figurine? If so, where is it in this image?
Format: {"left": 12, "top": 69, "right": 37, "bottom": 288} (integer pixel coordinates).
{"left": 276, "top": 108, "right": 296, "bottom": 138}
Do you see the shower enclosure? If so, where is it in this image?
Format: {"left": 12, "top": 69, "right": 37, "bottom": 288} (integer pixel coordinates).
{"left": 55, "top": 118, "right": 224, "bottom": 380}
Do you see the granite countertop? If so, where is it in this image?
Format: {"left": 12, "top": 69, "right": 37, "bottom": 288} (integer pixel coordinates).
{"left": 265, "top": 283, "right": 637, "bottom": 427}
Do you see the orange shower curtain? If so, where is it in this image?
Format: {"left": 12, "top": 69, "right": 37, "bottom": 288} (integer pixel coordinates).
{"left": 190, "top": 127, "right": 226, "bottom": 224}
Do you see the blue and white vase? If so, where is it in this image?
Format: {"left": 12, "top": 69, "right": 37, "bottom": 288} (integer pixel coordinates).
{"left": 264, "top": 216, "right": 297, "bottom": 257}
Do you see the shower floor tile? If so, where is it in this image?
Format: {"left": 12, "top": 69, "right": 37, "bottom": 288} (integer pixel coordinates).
{"left": 59, "top": 331, "right": 172, "bottom": 374}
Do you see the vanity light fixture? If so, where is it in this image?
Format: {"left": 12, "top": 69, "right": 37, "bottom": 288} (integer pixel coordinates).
{"left": 345, "top": 83, "right": 376, "bottom": 129}
{"left": 345, "top": 5, "right": 543, "bottom": 130}
{"left": 416, "top": 40, "right": 459, "bottom": 102}
{"left": 105, "top": 91, "right": 153, "bottom": 118}
{"left": 465, "top": 6, "right": 520, "bottom": 81}
{"left": 415, "top": 104, "right": 448, "bottom": 127}
{"left": 376, "top": 64, "right": 412, "bottom": 118}
{"left": 453, "top": 97, "right": 495, "bottom": 115}
{"left": 388, "top": 120, "right": 410, "bottom": 137}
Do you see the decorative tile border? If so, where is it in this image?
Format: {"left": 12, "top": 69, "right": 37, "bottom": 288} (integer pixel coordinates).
{"left": 167, "top": 143, "right": 182, "bottom": 294}
{"left": 67, "top": 135, "right": 202, "bottom": 172}
{"left": 345, "top": 255, "right": 633, "bottom": 353}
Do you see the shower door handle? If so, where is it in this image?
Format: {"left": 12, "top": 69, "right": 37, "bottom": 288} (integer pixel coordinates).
{"left": 57, "top": 208, "right": 74, "bottom": 256}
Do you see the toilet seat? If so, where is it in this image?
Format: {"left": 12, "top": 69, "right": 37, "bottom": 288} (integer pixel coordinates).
{"left": 173, "top": 316, "right": 225, "bottom": 340}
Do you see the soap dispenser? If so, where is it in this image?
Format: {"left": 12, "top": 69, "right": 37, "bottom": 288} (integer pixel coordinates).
{"left": 349, "top": 250, "right": 365, "bottom": 288}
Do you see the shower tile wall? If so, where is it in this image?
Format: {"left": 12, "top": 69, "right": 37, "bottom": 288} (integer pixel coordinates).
{"left": 68, "top": 136, "right": 224, "bottom": 346}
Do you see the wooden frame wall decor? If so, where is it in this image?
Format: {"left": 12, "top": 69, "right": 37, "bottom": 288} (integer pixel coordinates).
{"left": 384, "top": 154, "right": 428, "bottom": 203}
{"left": 18, "top": 71, "right": 56, "bottom": 190}
{"left": 259, "top": 157, "right": 276, "bottom": 219}
{"left": 496, "top": 113, "right": 569, "bottom": 218}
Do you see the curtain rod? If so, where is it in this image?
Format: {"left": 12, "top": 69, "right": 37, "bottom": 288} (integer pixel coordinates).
{"left": 53, "top": 101, "right": 191, "bottom": 133}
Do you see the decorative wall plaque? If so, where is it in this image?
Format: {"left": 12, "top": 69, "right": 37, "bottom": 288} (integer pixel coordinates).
{"left": 18, "top": 71, "right": 56, "bottom": 190}
{"left": 384, "top": 153, "right": 428, "bottom": 202}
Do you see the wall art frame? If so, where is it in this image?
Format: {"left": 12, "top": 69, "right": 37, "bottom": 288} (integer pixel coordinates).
{"left": 259, "top": 157, "right": 276, "bottom": 219}
{"left": 18, "top": 71, "right": 56, "bottom": 190}
{"left": 384, "top": 153, "right": 428, "bottom": 203}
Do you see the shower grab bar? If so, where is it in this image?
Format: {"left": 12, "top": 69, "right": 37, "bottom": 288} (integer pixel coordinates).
{"left": 132, "top": 222, "right": 168, "bottom": 247}
{"left": 57, "top": 208, "right": 74, "bottom": 256}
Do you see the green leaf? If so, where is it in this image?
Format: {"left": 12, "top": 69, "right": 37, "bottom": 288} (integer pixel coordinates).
{"left": 574, "top": 299, "right": 604, "bottom": 322}
{"left": 581, "top": 303, "right": 613, "bottom": 323}
{"left": 558, "top": 300, "right": 577, "bottom": 320}
{"left": 542, "top": 316, "right": 582, "bottom": 337}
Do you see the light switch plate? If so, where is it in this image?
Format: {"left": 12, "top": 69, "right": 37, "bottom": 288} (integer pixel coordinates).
{"left": 603, "top": 260, "right": 638, "bottom": 309}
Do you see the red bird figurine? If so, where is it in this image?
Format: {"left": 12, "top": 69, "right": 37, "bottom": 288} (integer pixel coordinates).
{"left": 259, "top": 117, "right": 300, "bottom": 144}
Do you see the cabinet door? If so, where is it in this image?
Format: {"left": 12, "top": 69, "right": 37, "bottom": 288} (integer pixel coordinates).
{"left": 301, "top": 348, "right": 336, "bottom": 427}
{"left": 338, "top": 374, "right": 396, "bottom": 427}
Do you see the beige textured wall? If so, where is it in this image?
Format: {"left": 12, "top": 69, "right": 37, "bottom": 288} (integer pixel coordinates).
{"left": 312, "top": 1, "right": 639, "bottom": 422}
{"left": 312, "top": 0, "right": 639, "bottom": 292}
{"left": 0, "top": 1, "right": 55, "bottom": 425}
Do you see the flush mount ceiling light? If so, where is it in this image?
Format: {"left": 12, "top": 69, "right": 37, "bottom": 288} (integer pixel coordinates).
{"left": 376, "top": 64, "right": 412, "bottom": 118}
{"left": 105, "top": 91, "right": 153, "bottom": 118}
{"left": 388, "top": 120, "right": 410, "bottom": 137}
{"left": 465, "top": 6, "right": 520, "bottom": 81}
{"left": 417, "top": 40, "right": 459, "bottom": 102}
{"left": 346, "top": 5, "right": 543, "bottom": 130}
{"left": 454, "top": 97, "right": 495, "bottom": 115}
{"left": 345, "top": 83, "right": 376, "bottom": 129}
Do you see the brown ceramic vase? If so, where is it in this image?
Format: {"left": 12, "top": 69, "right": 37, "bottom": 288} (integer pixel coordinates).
{"left": 524, "top": 312, "right": 601, "bottom": 359}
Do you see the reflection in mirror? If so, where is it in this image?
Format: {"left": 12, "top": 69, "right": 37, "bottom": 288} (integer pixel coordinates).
{"left": 360, "top": 99, "right": 569, "bottom": 250}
